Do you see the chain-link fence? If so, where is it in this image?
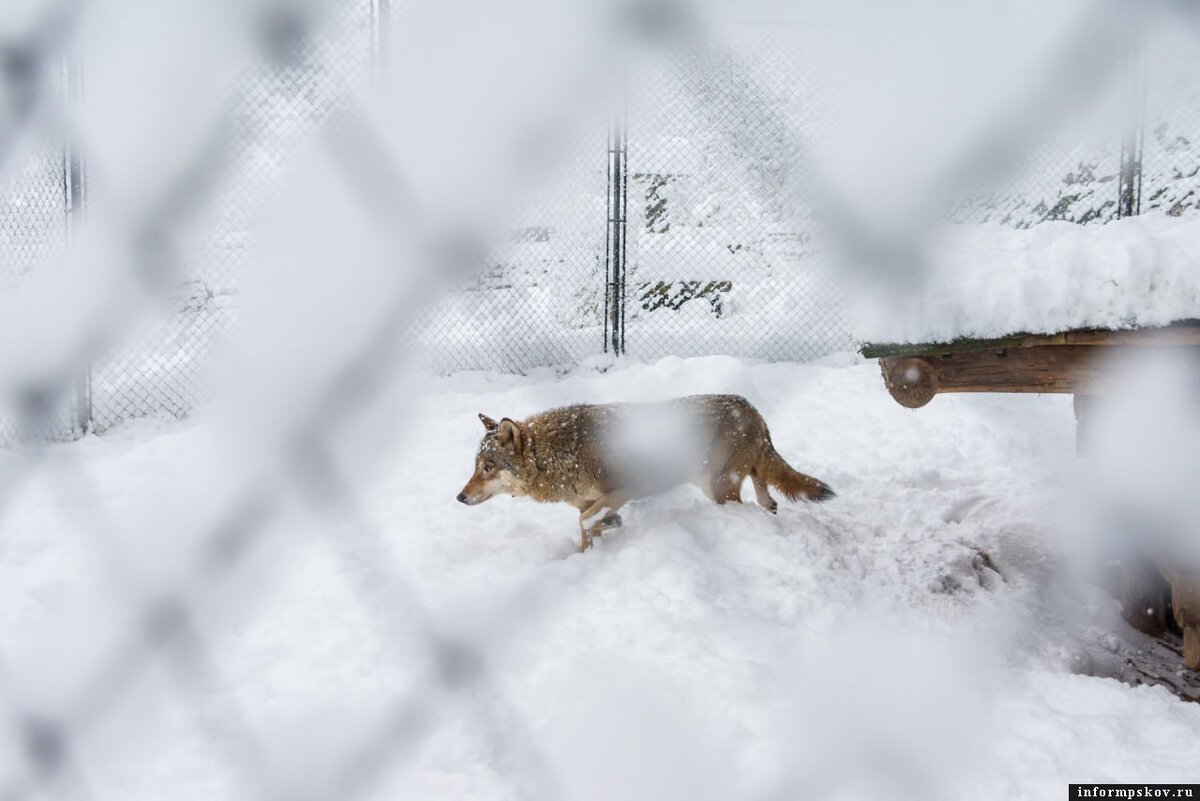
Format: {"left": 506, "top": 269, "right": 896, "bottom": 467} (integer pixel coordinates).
{"left": 620, "top": 24, "right": 851, "bottom": 362}
{"left": 0, "top": 69, "right": 77, "bottom": 445}
{"left": 7, "top": 7, "right": 1200, "bottom": 441}
{"left": 86, "top": 2, "right": 378, "bottom": 433}
{"left": 408, "top": 127, "right": 609, "bottom": 374}
{"left": 1142, "top": 20, "right": 1200, "bottom": 218}
{"left": 2, "top": 2, "right": 1200, "bottom": 799}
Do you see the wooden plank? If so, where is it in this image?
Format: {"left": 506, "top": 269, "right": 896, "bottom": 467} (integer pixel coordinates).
{"left": 863, "top": 335, "right": 1028, "bottom": 359}
{"left": 933, "top": 346, "right": 1104, "bottom": 393}
{"left": 1079, "top": 561, "right": 1200, "bottom": 701}
{"left": 1062, "top": 325, "right": 1200, "bottom": 346}
{"left": 1080, "top": 625, "right": 1200, "bottom": 703}
{"left": 860, "top": 319, "right": 1200, "bottom": 359}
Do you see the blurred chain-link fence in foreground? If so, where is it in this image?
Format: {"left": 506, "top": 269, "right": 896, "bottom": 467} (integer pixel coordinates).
{"left": 1, "top": 2, "right": 1200, "bottom": 800}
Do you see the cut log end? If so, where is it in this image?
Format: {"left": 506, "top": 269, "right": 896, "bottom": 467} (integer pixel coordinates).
{"left": 883, "top": 356, "right": 938, "bottom": 408}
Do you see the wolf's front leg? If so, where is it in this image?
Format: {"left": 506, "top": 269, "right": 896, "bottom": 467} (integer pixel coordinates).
{"left": 577, "top": 491, "right": 630, "bottom": 552}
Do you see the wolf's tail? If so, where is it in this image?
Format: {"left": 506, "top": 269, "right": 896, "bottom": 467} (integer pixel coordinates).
{"left": 759, "top": 447, "right": 835, "bottom": 502}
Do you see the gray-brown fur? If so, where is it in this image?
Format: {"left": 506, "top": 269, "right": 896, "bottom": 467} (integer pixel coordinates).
{"left": 457, "top": 394, "right": 834, "bottom": 551}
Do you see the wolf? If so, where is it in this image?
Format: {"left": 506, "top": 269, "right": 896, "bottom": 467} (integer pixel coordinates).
{"left": 457, "top": 394, "right": 834, "bottom": 551}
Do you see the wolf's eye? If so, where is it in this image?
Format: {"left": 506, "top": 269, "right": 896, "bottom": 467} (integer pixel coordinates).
{"left": 482, "top": 463, "right": 494, "bottom": 474}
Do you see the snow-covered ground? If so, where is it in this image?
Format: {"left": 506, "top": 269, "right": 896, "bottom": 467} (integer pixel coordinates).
{"left": 0, "top": 354, "right": 1197, "bottom": 800}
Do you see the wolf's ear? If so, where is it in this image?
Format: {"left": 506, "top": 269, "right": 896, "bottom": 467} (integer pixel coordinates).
{"left": 496, "top": 418, "right": 525, "bottom": 455}
{"left": 479, "top": 414, "right": 498, "bottom": 432}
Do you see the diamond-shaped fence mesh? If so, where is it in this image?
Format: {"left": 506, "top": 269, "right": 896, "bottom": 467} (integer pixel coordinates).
{"left": 948, "top": 93, "right": 1126, "bottom": 228}
{"left": 0, "top": 144, "right": 66, "bottom": 290}
{"left": 87, "top": 1, "right": 378, "bottom": 432}
{"left": 621, "top": 23, "right": 852, "bottom": 363}
{"left": 1142, "top": 17, "right": 1200, "bottom": 218}
{"left": 3, "top": 9, "right": 1200, "bottom": 432}
{"left": 3, "top": 4, "right": 1200, "bottom": 800}
{"left": 0, "top": 91, "right": 78, "bottom": 446}
{"left": 409, "top": 128, "right": 609, "bottom": 374}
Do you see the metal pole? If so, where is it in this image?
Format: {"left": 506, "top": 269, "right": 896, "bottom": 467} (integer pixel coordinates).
{"left": 603, "top": 126, "right": 612, "bottom": 353}
{"left": 618, "top": 105, "right": 627, "bottom": 356}
{"left": 1117, "top": 12, "right": 1145, "bottom": 219}
{"left": 604, "top": 79, "right": 628, "bottom": 356}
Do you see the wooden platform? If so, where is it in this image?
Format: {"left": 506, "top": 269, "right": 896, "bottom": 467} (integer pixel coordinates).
{"left": 862, "top": 320, "right": 1200, "bottom": 696}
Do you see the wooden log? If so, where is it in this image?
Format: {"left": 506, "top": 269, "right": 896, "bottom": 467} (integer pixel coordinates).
{"left": 918, "top": 345, "right": 1107, "bottom": 394}
{"left": 881, "top": 356, "right": 938, "bottom": 408}
{"left": 1119, "top": 560, "right": 1171, "bottom": 637}
{"left": 881, "top": 344, "right": 1200, "bottom": 401}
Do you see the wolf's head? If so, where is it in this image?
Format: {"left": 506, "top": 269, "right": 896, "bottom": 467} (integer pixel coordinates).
{"left": 457, "top": 413, "right": 531, "bottom": 505}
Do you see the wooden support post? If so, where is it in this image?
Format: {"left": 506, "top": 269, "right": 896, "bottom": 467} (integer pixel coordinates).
{"left": 1162, "top": 566, "right": 1200, "bottom": 671}
{"left": 869, "top": 327, "right": 1200, "bottom": 679}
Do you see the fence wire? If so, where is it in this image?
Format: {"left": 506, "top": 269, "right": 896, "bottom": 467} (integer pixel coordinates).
{"left": 0, "top": 116, "right": 73, "bottom": 445}
{"left": 1, "top": 1, "right": 1200, "bottom": 799}
{"left": 1142, "top": 19, "right": 1200, "bottom": 218}
{"left": 87, "top": 1, "right": 377, "bottom": 433}
{"left": 622, "top": 23, "right": 852, "bottom": 362}
{"left": 408, "top": 125, "right": 608, "bottom": 374}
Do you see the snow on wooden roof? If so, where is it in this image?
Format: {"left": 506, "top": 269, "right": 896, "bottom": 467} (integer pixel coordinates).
{"left": 854, "top": 214, "right": 1200, "bottom": 348}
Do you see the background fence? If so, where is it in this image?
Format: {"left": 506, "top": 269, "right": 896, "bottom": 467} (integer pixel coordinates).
{"left": 2, "top": 5, "right": 1200, "bottom": 441}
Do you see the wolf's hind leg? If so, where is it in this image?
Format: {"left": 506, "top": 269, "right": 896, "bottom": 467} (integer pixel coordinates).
{"left": 750, "top": 470, "right": 778, "bottom": 514}
{"left": 710, "top": 472, "right": 745, "bottom": 505}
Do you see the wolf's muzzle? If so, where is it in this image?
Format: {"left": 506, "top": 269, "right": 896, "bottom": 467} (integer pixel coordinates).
{"left": 456, "top": 493, "right": 468, "bottom": 504}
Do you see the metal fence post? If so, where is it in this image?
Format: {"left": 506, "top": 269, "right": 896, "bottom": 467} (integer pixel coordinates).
{"left": 63, "top": 50, "right": 90, "bottom": 437}
{"left": 604, "top": 83, "right": 628, "bottom": 356}
{"left": 1117, "top": 13, "right": 1145, "bottom": 219}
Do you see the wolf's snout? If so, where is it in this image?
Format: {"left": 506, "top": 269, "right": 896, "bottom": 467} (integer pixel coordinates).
{"left": 456, "top": 492, "right": 468, "bottom": 504}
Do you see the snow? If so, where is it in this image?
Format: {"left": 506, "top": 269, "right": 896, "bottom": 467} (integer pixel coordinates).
{"left": 1, "top": 354, "right": 1197, "bottom": 799}
{"left": 855, "top": 214, "right": 1200, "bottom": 346}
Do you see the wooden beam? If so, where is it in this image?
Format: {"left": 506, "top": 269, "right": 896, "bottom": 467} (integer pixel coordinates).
{"left": 1060, "top": 326, "right": 1200, "bottom": 346}
{"left": 860, "top": 319, "right": 1200, "bottom": 359}
{"left": 880, "top": 344, "right": 1200, "bottom": 408}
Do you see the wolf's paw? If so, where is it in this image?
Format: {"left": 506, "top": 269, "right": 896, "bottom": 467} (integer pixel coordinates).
{"left": 597, "top": 512, "right": 623, "bottom": 530}
{"left": 583, "top": 509, "right": 623, "bottom": 534}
